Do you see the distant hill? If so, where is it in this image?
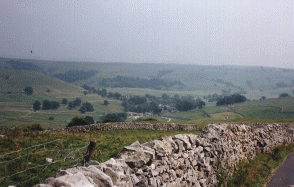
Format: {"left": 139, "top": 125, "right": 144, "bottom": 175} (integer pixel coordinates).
{"left": 1, "top": 57, "right": 294, "bottom": 98}
{"left": 0, "top": 68, "right": 84, "bottom": 96}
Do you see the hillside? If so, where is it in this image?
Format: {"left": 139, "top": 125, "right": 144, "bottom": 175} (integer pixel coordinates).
{"left": 0, "top": 68, "right": 84, "bottom": 96}
{"left": 0, "top": 68, "right": 125, "bottom": 128}
{"left": 1, "top": 57, "right": 294, "bottom": 100}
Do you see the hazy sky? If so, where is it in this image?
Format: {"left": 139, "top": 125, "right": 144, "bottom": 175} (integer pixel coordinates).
{"left": 1, "top": 0, "right": 294, "bottom": 68}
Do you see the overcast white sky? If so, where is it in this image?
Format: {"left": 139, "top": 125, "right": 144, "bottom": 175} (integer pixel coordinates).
{"left": 1, "top": 0, "right": 294, "bottom": 68}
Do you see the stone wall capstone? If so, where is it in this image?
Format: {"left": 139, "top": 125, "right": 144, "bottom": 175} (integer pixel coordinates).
{"left": 36, "top": 123, "right": 294, "bottom": 187}
{"left": 51, "top": 122, "right": 200, "bottom": 133}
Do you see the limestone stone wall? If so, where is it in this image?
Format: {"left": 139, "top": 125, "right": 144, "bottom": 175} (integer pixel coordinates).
{"left": 52, "top": 122, "right": 200, "bottom": 133}
{"left": 37, "top": 123, "right": 294, "bottom": 187}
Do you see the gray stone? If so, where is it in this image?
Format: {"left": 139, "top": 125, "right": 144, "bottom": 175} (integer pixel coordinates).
{"left": 85, "top": 160, "right": 100, "bottom": 167}
{"left": 44, "top": 177, "right": 55, "bottom": 185}
{"left": 53, "top": 172, "right": 95, "bottom": 187}
{"left": 37, "top": 123, "right": 294, "bottom": 187}
{"left": 46, "top": 158, "right": 53, "bottom": 164}
{"left": 34, "top": 184, "right": 53, "bottom": 187}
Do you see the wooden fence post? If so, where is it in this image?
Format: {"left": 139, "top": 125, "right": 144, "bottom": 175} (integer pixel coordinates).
{"left": 84, "top": 140, "right": 96, "bottom": 163}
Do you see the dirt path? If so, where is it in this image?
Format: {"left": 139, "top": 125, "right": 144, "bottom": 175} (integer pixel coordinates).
{"left": 266, "top": 153, "right": 294, "bottom": 187}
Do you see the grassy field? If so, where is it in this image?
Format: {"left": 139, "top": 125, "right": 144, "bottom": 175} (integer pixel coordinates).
{"left": 0, "top": 128, "right": 201, "bottom": 187}
{"left": 162, "top": 110, "right": 209, "bottom": 123}
{"left": 2, "top": 92, "right": 294, "bottom": 129}
{"left": 0, "top": 93, "right": 124, "bottom": 128}
{"left": 229, "top": 97, "right": 294, "bottom": 119}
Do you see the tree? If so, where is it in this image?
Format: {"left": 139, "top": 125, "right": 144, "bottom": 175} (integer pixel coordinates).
{"left": 85, "top": 116, "right": 95, "bottom": 124}
{"left": 24, "top": 87, "right": 33, "bottom": 95}
{"left": 33, "top": 101, "right": 41, "bottom": 111}
{"left": 129, "top": 96, "right": 147, "bottom": 105}
{"left": 104, "top": 100, "right": 109, "bottom": 106}
{"left": 73, "top": 98, "right": 82, "bottom": 107}
{"left": 68, "top": 101, "right": 73, "bottom": 109}
{"left": 42, "top": 100, "right": 51, "bottom": 110}
{"left": 79, "top": 102, "right": 94, "bottom": 113}
{"left": 50, "top": 101, "right": 60, "bottom": 109}
{"left": 197, "top": 100, "right": 206, "bottom": 109}
{"left": 279, "top": 93, "right": 291, "bottom": 98}
{"left": 100, "top": 112, "right": 127, "bottom": 122}
{"left": 79, "top": 106, "right": 87, "bottom": 114}
{"left": 150, "top": 101, "right": 161, "bottom": 114}
{"left": 162, "top": 93, "right": 170, "bottom": 100}
{"left": 67, "top": 116, "right": 90, "bottom": 127}
{"left": 113, "top": 92, "right": 122, "bottom": 100}
{"left": 175, "top": 100, "right": 197, "bottom": 111}
{"left": 260, "top": 96, "right": 266, "bottom": 100}
{"left": 107, "top": 92, "right": 114, "bottom": 98}
{"left": 61, "top": 98, "right": 68, "bottom": 105}
{"left": 216, "top": 94, "right": 247, "bottom": 106}
{"left": 101, "top": 89, "right": 107, "bottom": 97}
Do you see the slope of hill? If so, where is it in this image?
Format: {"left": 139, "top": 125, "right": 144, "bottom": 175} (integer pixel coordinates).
{"left": 0, "top": 68, "right": 84, "bottom": 96}
{"left": 1, "top": 57, "right": 294, "bottom": 100}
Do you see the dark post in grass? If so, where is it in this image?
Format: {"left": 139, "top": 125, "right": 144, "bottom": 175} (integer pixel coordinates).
{"left": 84, "top": 140, "right": 96, "bottom": 163}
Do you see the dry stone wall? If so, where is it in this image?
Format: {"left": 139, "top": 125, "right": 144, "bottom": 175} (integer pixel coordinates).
{"left": 52, "top": 122, "right": 200, "bottom": 133}
{"left": 37, "top": 123, "right": 294, "bottom": 187}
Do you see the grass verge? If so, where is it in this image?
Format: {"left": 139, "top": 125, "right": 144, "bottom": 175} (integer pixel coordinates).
{"left": 216, "top": 142, "right": 294, "bottom": 187}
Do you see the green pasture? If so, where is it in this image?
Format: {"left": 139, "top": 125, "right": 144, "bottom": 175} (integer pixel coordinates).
{"left": 163, "top": 110, "right": 209, "bottom": 123}
{"left": 0, "top": 111, "right": 28, "bottom": 118}
{"left": 0, "top": 69, "right": 84, "bottom": 96}
{"left": 210, "top": 112, "right": 244, "bottom": 120}
{"left": 235, "top": 106, "right": 294, "bottom": 119}
{"left": 0, "top": 93, "right": 124, "bottom": 128}
{"left": 203, "top": 106, "right": 220, "bottom": 114}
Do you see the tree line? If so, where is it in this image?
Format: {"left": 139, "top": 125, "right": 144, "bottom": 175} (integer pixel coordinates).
{"left": 33, "top": 97, "right": 94, "bottom": 114}
{"left": 216, "top": 94, "right": 247, "bottom": 106}
{"left": 99, "top": 76, "right": 185, "bottom": 90}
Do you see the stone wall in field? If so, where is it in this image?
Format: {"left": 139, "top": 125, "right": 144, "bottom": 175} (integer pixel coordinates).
{"left": 52, "top": 122, "right": 200, "bottom": 133}
{"left": 37, "top": 123, "right": 294, "bottom": 187}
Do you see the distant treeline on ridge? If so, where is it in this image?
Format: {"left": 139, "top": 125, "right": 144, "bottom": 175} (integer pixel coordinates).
{"left": 52, "top": 70, "right": 98, "bottom": 83}
{"left": 99, "top": 76, "right": 185, "bottom": 90}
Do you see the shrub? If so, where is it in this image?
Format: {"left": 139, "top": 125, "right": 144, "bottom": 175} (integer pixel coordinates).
{"left": 100, "top": 112, "right": 127, "bottom": 122}
{"left": 42, "top": 100, "right": 51, "bottom": 110}
{"left": 24, "top": 86, "right": 33, "bottom": 95}
{"left": 104, "top": 100, "right": 109, "bottom": 106}
{"left": 61, "top": 98, "right": 68, "bottom": 105}
{"left": 79, "top": 102, "right": 94, "bottom": 113}
{"left": 102, "top": 119, "right": 118, "bottom": 123}
{"left": 85, "top": 116, "right": 95, "bottom": 124}
{"left": 26, "top": 124, "right": 44, "bottom": 131}
{"left": 67, "top": 116, "right": 90, "bottom": 127}
{"left": 50, "top": 101, "right": 60, "bottom": 109}
{"left": 142, "top": 118, "right": 157, "bottom": 121}
{"left": 279, "top": 93, "right": 291, "bottom": 98}
{"left": 33, "top": 101, "right": 41, "bottom": 111}
{"left": 72, "top": 98, "right": 82, "bottom": 107}
{"left": 216, "top": 94, "right": 247, "bottom": 106}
